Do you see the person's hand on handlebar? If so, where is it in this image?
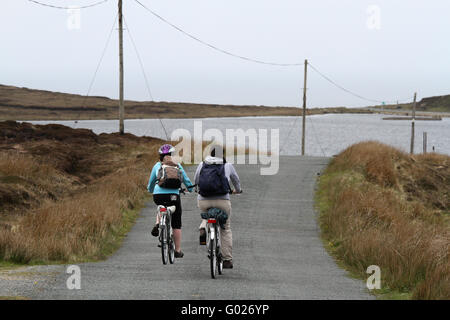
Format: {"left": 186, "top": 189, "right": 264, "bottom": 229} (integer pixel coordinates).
{"left": 187, "top": 184, "right": 197, "bottom": 193}
{"left": 232, "top": 189, "right": 243, "bottom": 194}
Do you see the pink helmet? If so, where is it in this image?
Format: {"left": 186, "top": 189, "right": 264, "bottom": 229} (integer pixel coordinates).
{"left": 158, "top": 144, "right": 175, "bottom": 155}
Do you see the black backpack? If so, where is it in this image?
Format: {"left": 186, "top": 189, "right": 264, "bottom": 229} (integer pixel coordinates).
{"left": 198, "top": 163, "right": 231, "bottom": 197}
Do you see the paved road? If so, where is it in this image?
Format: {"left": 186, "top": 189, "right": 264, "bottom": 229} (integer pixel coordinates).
{"left": 1, "top": 156, "right": 372, "bottom": 299}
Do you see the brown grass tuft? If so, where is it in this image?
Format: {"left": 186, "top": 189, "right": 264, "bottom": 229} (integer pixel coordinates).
{"left": 317, "top": 141, "right": 449, "bottom": 299}
{"left": 0, "top": 121, "right": 162, "bottom": 264}
{"left": 0, "top": 168, "right": 147, "bottom": 263}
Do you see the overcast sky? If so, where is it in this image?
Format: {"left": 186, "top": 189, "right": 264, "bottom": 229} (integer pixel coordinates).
{"left": 1, "top": 0, "right": 449, "bottom": 108}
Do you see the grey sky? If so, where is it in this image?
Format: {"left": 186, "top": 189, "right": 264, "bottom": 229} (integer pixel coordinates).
{"left": 1, "top": 0, "right": 449, "bottom": 108}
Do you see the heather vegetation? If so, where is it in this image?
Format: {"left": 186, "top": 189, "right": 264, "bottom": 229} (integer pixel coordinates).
{"left": 0, "top": 121, "right": 162, "bottom": 263}
{"left": 316, "top": 141, "right": 449, "bottom": 299}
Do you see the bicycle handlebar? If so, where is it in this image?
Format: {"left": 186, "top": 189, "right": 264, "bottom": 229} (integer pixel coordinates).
{"left": 165, "top": 185, "right": 242, "bottom": 196}
{"left": 190, "top": 187, "right": 243, "bottom": 195}
{"left": 179, "top": 184, "right": 198, "bottom": 195}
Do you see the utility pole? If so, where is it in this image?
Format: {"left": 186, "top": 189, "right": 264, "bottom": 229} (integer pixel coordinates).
{"left": 410, "top": 92, "right": 417, "bottom": 154}
{"left": 301, "top": 59, "right": 308, "bottom": 156}
{"left": 423, "top": 132, "right": 427, "bottom": 154}
{"left": 118, "top": 0, "right": 125, "bottom": 134}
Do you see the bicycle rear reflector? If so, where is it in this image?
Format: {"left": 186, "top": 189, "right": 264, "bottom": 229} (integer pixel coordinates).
{"left": 208, "top": 219, "right": 217, "bottom": 223}
{"left": 159, "top": 207, "right": 167, "bottom": 212}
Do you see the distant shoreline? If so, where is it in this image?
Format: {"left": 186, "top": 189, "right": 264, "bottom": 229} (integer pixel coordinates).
{"left": 0, "top": 84, "right": 369, "bottom": 121}
{"left": 1, "top": 84, "right": 448, "bottom": 121}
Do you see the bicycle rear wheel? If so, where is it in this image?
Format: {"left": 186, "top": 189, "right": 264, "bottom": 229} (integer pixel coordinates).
{"left": 216, "top": 225, "right": 223, "bottom": 275}
{"left": 210, "top": 227, "right": 217, "bottom": 279}
{"left": 160, "top": 225, "right": 168, "bottom": 265}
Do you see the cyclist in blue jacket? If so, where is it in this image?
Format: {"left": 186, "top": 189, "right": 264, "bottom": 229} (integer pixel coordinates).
{"left": 147, "top": 144, "right": 194, "bottom": 258}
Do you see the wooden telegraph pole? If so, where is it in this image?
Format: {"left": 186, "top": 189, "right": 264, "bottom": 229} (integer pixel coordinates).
{"left": 410, "top": 92, "right": 417, "bottom": 154}
{"left": 301, "top": 59, "right": 308, "bottom": 156}
{"left": 423, "top": 132, "right": 428, "bottom": 154}
{"left": 118, "top": 0, "right": 125, "bottom": 134}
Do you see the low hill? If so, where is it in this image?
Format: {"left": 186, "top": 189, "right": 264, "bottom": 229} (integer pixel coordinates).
{"left": 417, "top": 95, "right": 450, "bottom": 112}
{"left": 0, "top": 84, "right": 370, "bottom": 120}
{"left": 371, "top": 94, "right": 450, "bottom": 113}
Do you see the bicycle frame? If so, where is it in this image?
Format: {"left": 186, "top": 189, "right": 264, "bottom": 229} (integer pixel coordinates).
{"left": 158, "top": 206, "right": 170, "bottom": 234}
{"left": 208, "top": 219, "right": 217, "bottom": 241}
{"left": 198, "top": 189, "right": 240, "bottom": 278}
{"left": 158, "top": 205, "right": 176, "bottom": 229}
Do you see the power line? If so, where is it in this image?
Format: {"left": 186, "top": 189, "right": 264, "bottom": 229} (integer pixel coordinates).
{"left": 133, "top": 0, "right": 303, "bottom": 67}
{"left": 79, "top": 12, "right": 117, "bottom": 114}
{"left": 28, "top": 0, "right": 416, "bottom": 147}
{"left": 123, "top": 16, "right": 154, "bottom": 101}
{"left": 281, "top": 114, "right": 301, "bottom": 154}
{"left": 28, "top": 0, "right": 109, "bottom": 10}
{"left": 308, "top": 62, "right": 412, "bottom": 104}
{"left": 133, "top": 0, "right": 412, "bottom": 105}
{"left": 307, "top": 115, "right": 327, "bottom": 157}
{"left": 29, "top": 0, "right": 414, "bottom": 108}
{"left": 123, "top": 15, "right": 170, "bottom": 141}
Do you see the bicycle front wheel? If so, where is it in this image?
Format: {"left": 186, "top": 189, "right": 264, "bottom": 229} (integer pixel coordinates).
{"left": 168, "top": 226, "right": 175, "bottom": 264}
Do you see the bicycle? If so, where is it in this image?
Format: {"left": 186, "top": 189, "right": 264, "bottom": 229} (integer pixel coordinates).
{"left": 157, "top": 204, "right": 176, "bottom": 265}
{"left": 199, "top": 190, "right": 242, "bottom": 278}
{"left": 156, "top": 187, "right": 194, "bottom": 265}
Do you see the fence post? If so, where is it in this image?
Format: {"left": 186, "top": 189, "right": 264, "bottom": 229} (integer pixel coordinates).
{"left": 410, "top": 92, "right": 417, "bottom": 154}
{"left": 423, "top": 132, "right": 427, "bottom": 154}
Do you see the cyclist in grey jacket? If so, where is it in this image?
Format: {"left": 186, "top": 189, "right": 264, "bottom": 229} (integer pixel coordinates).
{"left": 194, "top": 147, "right": 242, "bottom": 269}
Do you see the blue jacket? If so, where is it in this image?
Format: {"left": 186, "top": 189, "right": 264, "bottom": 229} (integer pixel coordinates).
{"left": 147, "top": 162, "right": 194, "bottom": 195}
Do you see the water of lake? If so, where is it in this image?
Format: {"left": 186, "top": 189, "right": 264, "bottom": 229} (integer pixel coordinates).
{"left": 31, "top": 114, "right": 449, "bottom": 157}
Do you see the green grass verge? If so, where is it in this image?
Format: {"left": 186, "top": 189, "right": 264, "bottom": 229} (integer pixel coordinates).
{"left": 0, "top": 296, "right": 30, "bottom": 300}
{"left": 93, "top": 195, "right": 151, "bottom": 261}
